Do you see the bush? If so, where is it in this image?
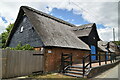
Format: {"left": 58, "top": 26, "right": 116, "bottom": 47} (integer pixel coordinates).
{"left": 6, "top": 44, "right": 34, "bottom": 50}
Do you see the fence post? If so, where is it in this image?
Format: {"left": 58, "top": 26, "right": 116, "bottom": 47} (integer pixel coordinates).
{"left": 89, "top": 54, "right": 92, "bottom": 68}
{"left": 70, "top": 53, "right": 72, "bottom": 66}
{"left": 61, "top": 53, "right": 64, "bottom": 73}
{"left": 114, "top": 53, "right": 116, "bottom": 62}
{"left": 105, "top": 52, "right": 107, "bottom": 64}
{"left": 110, "top": 53, "right": 112, "bottom": 63}
{"left": 115, "top": 54, "right": 117, "bottom": 61}
{"left": 83, "top": 57, "right": 85, "bottom": 77}
{"left": 112, "top": 54, "right": 114, "bottom": 62}
{"left": 99, "top": 53, "right": 101, "bottom": 66}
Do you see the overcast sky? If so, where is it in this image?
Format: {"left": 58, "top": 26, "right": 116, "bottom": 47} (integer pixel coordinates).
{"left": 0, "top": 0, "right": 119, "bottom": 41}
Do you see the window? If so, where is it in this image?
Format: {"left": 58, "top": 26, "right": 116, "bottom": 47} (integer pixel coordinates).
{"left": 20, "top": 26, "right": 24, "bottom": 33}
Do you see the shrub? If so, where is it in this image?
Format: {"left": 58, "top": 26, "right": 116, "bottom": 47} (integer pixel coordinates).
{"left": 5, "top": 44, "right": 34, "bottom": 50}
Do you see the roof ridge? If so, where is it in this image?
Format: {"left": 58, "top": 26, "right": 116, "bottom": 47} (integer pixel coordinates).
{"left": 78, "top": 23, "right": 95, "bottom": 26}
{"left": 72, "top": 23, "right": 94, "bottom": 31}
{"left": 21, "top": 6, "right": 75, "bottom": 27}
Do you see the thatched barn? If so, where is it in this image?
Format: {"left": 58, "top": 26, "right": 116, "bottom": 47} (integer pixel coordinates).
{"left": 98, "top": 41, "right": 115, "bottom": 61}
{"left": 109, "top": 41, "right": 120, "bottom": 55}
{"left": 6, "top": 6, "right": 91, "bottom": 72}
{"left": 98, "top": 41, "right": 109, "bottom": 61}
{"left": 72, "top": 23, "right": 100, "bottom": 61}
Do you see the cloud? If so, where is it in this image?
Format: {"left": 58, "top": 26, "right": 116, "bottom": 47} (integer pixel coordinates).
{"left": 72, "top": 2, "right": 118, "bottom": 41}
{"left": 0, "top": 17, "right": 9, "bottom": 33}
{"left": 0, "top": 0, "right": 119, "bottom": 41}
{"left": 66, "top": 19, "right": 70, "bottom": 22}
{"left": 71, "top": 19, "right": 74, "bottom": 22}
{"left": 1, "top": 0, "right": 119, "bottom": 2}
{"left": 97, "top": 27, "right": 118, "bottom": 41}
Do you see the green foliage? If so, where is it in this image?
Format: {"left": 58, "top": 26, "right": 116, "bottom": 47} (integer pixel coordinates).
{"left": 112, "top": 41, "right": 120, "bottom": 45}
{"left": 6, "top": 24, "right": 14, "bottom": 33}
{"left": 21, "top": 44, "right": 34, "bottom": 50}
{"left": 6, "top": 44, "right": 34, "bottom": 50}
{"left": 0, "top": 23, "right": 14, "bottom": 48}
{"left": 0, "top": 35, "right": 2, "bottom": 48}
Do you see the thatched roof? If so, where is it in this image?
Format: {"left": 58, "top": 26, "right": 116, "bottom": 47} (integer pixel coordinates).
{"left": 98, "top": 41, "right": 108, "bottom": 52}
{"left": 98, "top": 41, "right": 115, "bottom": 53}
{"left": 109, "top": 42, "right": 116, "bottom": 53}
{"left": 71, "top": 23, "right": 94, "bottom": 37}
{"left": 6, "top": 6, "right": 90, "bottom": 50}
{"left": 109, "top": 48, "right": 115, "bottom": 53}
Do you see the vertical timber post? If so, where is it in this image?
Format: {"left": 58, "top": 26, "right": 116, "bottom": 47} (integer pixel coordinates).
{"left": 61, "top": 53, "right": 64, "bottom": 73}
{"left": 105, "top": 52, "right": 107, "bottom": 64}
{"left": 89, "top": 54, "right": 92, "bottom": 68}
{"left": 110, "top": 53, "right": 112, "bottom": 63}
{"left": 83, "top": 57, "right": 85, "bottom": 77}
{"left": 99, "top": 52, "right": 101, "bottom": 66}
{"left": 70, "top": 53, "right": 72, "bottom": 66}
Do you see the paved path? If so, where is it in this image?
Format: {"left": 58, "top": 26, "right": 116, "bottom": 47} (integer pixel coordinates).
{"left": 94, "top": 63, "right": 120, "bottom": 79}
{"left": 73, "top": 61, "right": 112, "bottom": 67}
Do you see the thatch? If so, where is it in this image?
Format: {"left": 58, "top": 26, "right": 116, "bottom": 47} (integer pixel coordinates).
{"left": 109, "top": 42, "right": 116, "bottom": 53}
{"left": 109, "top": 48, "right": 115, "bottom": 53}
{"left": 98, "top": 41, "right": 115, "bottom": 53}
{"left": 98, "top": 41, "right": 108, "bottom": 52}
{"left": 71, "top": 23, "right": 94, "bottom": 37}
{"left": 6, "top": 6, "right": 90, "bottom": 50}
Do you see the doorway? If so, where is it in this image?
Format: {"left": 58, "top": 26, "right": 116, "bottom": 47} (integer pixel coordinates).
{"left": 91, "top": 45, "right": 97, "bottom": 61}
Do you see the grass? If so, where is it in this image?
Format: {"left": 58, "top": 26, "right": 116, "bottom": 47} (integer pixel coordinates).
{"left": 29, "top": 73, "right": 88, "bottom": 80}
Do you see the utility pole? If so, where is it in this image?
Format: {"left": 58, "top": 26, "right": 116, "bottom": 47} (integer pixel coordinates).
{"left": 113, "top": 28, "right": 115, "bottom": 41}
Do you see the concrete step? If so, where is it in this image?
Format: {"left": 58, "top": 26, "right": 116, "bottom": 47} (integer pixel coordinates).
{"left": 70, "top": 66, "right": 89, "bottom": 69}
{"left": 64, "top": 73, "right": 83, "bottom": 78}
{"left": 67, "top": 68, "right": 83, "bottom": 72}
{"left": 70, "top": 66, "right": 83, "bottom": 68}
{"left": 65, "top": 71, "right": 83, "bottom": 75}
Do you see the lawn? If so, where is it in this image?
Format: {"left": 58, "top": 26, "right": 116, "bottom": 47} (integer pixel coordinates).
{"left": 29, "top": 73, "right": 88, "bottom": 80}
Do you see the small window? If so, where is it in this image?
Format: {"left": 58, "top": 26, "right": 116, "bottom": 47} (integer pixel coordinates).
{"left": 20, "top": 26, "right": 24, "bottom": 33}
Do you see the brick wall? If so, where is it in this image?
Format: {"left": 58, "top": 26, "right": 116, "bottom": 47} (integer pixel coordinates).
{"left": 44, "top": 47, "right": 90, "bottom": 72}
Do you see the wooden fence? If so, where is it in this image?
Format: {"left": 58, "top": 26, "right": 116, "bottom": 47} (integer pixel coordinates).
{"left": 0, "top": 49, "right": 44, "bottom": 79}
{"left": 82, "top": 53, "right": 117, "bottom": 77}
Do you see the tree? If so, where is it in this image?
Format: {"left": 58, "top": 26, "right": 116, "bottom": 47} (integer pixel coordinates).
{"left": 0, "top": 23, "right": 14, "bottom": 48}
{"left": 113, "top": 41, "right": 120, "bottom": 45}
{"left": 0, "top": 34, "right": 2, "bottom": 48}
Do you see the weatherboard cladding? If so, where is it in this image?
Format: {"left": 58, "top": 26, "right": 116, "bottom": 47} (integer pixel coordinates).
{"left": 9, "top": 16, "right": 44, "bottom": 47}
{"left": 87, "top": 25, "right": 100, "bottom": 46}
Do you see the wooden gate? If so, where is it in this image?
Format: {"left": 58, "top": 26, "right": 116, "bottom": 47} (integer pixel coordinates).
{"left": 1, "top": 49, "right": 44, "bottom": 79}
{"left": 61, "top": 53, "right": 72, "bottom": 73}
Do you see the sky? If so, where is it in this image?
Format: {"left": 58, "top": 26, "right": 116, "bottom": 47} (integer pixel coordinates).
{"left": 0, "top": 0, "right": 119, "bottom": 41}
